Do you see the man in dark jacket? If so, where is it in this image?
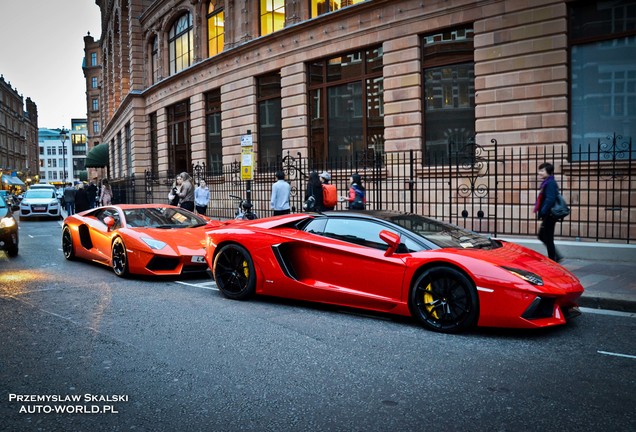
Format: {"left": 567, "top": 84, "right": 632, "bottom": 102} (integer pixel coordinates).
{"left": 86, "top": 181, "right": 98, "bottom": 208}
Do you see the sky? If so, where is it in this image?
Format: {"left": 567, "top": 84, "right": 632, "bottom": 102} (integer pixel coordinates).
{"left": 0, "top": 0, "right": 102, "bottom": 130}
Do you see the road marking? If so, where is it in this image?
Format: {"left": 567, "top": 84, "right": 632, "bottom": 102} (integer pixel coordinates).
{"left": 580, "top": 307, "right": 635, "bottom": 318}
{"left": 597, "top": 351, "right": 636, "bottom": 359}
{"left": 28, "top": 234, "right": 53, "bottom": 238}
{"left": 175, "top": 280, "right": 218, "bottom": 291}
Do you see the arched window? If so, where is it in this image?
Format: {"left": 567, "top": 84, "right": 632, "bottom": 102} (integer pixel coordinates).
{"left": 169, "top": 12, "right": 193, "bottom": 75}
{"left": 207, "top": 1, "right": 224, "bottom": 57}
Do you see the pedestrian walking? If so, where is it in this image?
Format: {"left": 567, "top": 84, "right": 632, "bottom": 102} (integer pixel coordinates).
{"left": 86, "top": 180, "right": 98, "bottom": 208}
{"left": 270, "top": 170, "right": 291, "bottom": 216}
{"left": 345, "top": 173, "right": 366, "bottom": 210}
{"left": 74, "top": 183, "right": 90, "bottom": 213}
{"left": 194, "top": 179, "right": 210, "bottom": 215}
{"left": 176, "top": 172, "right": 195, "bottom": 212}
{"left": 63, "top": 182, "right": 76, "bottom": 215}
{"left": 100, "top": 179, "right": 113, "bottom": 206}
{"left": 304, "top": 171, "right": 323, "bottom": 212}
{"left": 320, "top": 171, "right": 337, "bottom": 211}
{"left": 534, "top": 162, "right": 563, "bottom": 262}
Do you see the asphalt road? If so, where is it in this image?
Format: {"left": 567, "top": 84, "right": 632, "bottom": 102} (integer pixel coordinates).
{"left": 0, "top": 218, "right": 634, "bottom": 432}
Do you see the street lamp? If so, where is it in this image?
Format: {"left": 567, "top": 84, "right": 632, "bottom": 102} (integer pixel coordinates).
{"left": 59, "top": 127, "right": 68, "bottom": 183}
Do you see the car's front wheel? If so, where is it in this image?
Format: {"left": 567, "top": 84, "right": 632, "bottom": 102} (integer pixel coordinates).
{"left": 6, "top": 245, "right": 18, "bottom": 257}
{"left": 112, "top": 237, "right": 129, "bottom": 277}
{"left": 409, "top": 266, "right": 478, "bottom": 333}
{"left": 62, "top": 226, "right": 75, "bottom": 260}
{"left": 213, "top": 244, "right": 256, "bottom": 300}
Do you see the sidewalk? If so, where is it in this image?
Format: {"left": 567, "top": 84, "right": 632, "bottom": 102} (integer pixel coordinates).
{"left": 504, "top": 238, "right": 636, "bottom": 313}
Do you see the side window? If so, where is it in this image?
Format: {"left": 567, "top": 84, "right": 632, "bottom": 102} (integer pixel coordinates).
{"left": 95, "top": 208, "right": 121, "bottom": 229}
{"left": 323, "top": 219, "right": 389, "bottom": 250}
{"left": 302, "top": 218, "right": 327, "bottom": 235}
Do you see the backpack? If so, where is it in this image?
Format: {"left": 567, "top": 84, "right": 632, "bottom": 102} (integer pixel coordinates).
{"left": 322, "top": 184, "right": 337, "bottom": 208}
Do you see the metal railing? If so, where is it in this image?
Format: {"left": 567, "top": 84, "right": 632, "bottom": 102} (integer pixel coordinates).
{"left": 108, "top": 134, "right": 635, "bottom": 243}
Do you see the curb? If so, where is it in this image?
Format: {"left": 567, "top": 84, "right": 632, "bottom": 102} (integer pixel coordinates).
{"left": 579, "top": 295, "right": 636, "bottom": 314}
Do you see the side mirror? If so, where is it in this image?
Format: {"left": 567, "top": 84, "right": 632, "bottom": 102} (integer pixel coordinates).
{"left": 379, "top": 230, "right": 401, "bottom": 257}
{"left": 103, "top": 216, "right": 116, "bottom": 231}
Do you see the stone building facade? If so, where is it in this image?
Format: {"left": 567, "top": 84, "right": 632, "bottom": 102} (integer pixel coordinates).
{"left": 0, "top": 75, "right": 38, "bottom": 186}
{"left": 90, "top": 0, "right": 636, "bottom": 241}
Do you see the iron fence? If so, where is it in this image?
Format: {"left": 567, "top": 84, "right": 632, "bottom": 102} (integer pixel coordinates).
{"left": 108, "top": 134, "right": 634, "bottom": 243}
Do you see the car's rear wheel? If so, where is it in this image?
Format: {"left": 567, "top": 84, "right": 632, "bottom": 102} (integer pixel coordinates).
{"left": 409, "top": 266, "right": 478, "bottom": 333}
{"left": 213, "top": 244, "right": 256, "bottom": 300}
{"left": 112, "top": 237, "right": 129, "bottom": 277}
{"left": 62, "top": 226, "right": 75, "bottom": 260}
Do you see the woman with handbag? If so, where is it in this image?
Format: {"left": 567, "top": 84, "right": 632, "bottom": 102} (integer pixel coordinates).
{"left": 534, "top": 162, "right": 564, "bottom": 263}
{"left": 304, "top": 171, "right": 323, "bottom": 212}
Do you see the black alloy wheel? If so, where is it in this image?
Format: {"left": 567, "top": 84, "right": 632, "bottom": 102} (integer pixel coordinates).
{"left": 62, "top": 226, "right": 75, "bottom": 260}
{"left": 213, "top": 244, "right": 256, "bottom": 300}
{"left": 112, "top": 237, "right": 129, "bottom": 277}
{"left": 409, "top": 266, "right": 478, "bottom": 333}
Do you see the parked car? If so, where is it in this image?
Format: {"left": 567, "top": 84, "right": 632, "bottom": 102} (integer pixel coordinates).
{"left": 19, "top": 189, "right": 62, "bottom": 220}
{"left": 62, "top": 204, "right": 223, "bottom": 277}
{"left": 204, "top": 211, "right": 584, "bottom": 333}
{"left": 0, "top": 194, "right": 19, "bottom": 257}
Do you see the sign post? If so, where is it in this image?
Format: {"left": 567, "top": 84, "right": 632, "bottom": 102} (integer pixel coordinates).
{"left": 240, "top": 131, "right": 254, "bottom": 205}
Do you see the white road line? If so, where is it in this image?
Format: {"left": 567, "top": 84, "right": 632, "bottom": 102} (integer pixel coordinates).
{"left": 597, "top": 351, "right": 636, "bottom": 359}
{"left": 580, "top": 307, "right": 635, "bottom": 318}
{"left": 28, "top": 234, "right": 53, "bottom": 238}
{"left": 175, "top": 281, "right": 218, "bottom": 291}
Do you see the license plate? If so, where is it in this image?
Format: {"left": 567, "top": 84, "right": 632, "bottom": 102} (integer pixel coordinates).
{"left": 33, "top": 206, "right": 46, "bottom": 211}
{"left": 191, "top": 256, "right": 206, "bottom": 263}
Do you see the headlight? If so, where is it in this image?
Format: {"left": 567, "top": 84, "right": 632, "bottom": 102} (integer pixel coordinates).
{"left": 50, "top": 200, "right": 59, "bottom": 206}
{"left": 0, "top": 216, "right": 17, "bottom": 228}
{"left": 141, "top": 237, "right": 167, "bottom": 250}
{"left": 501, "top": 266, "right": 544, "bottom": 286}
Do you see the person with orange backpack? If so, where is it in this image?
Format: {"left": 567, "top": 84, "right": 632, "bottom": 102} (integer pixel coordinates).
{"left": 320, "top": 171, "right": 338, "bottom": 211}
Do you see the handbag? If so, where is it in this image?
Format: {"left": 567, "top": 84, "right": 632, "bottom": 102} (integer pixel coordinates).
{"left": 551, "top": 193, "right": 570, "bottom": 220}
{"left": 303, "top": 195, "right": 316, "bottom": 212}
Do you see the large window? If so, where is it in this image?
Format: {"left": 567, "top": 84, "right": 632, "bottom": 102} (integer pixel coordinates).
{"left": 309, "top": 47, "right": 384, "bottom": 162}
{"left": 149, "top": 113, "right": 159, "bottom": 177}
{"left": 311, "top": 0, "right": 366, "bottom": 17}
{"left": 207, "top": 1, "right": 224, "bottom": 57}
{"left": 569, "top": 1, "right": 636, "bottom": 160}
{"left": 169, "top": 13, "right": 194, "bottom": 75}
{"left": 260, "top": 0, "right": 285, "bottom": 36}
{"left": 151, "top": 36, "right": 159, "bottom": 84}
{"left": 422, "top": 28, "right": 475, "bottom": 165}
{"left": 205, "top": 90, "right": 223, "bottom": 175}
{"left": 257, "top": 73, "right": 282, "bottom": 170}
{"left": 91, "top": 52, "right": 97, "bottom": 66}
{"left": 167, "top": 101, "right": 191, "bottom": 176}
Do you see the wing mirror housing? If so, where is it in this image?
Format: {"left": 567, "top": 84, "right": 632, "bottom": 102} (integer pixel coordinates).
{"left": 103, "top": 216, "right": 116, "bottom": 231}
{"left": 379, "top": 230, "right": 401, "bottom": 257}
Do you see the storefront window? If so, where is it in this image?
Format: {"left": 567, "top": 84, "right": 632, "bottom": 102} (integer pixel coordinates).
{"left": 569, "top": 1, "right": 636, "bottom": 160}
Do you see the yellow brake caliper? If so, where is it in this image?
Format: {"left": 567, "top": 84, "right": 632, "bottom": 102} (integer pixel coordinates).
{"left": 242, "top": 260, "right": 249, "bottom": 278}
{"left": 424, "top": 282, "right": 439, "bottom": 319}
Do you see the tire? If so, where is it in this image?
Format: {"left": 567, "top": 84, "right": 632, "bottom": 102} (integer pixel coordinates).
{"left": 62, "top": 226, "right": 75, "bottom": 260}
{"left": 7, "top": 245, "right": 18, "bottom": 257}
{"left": 112, "top": 237, "right": 129, "bottom": 277}
{"left": 213, "top": 244, "right": 256, "bottom": 300}
{"left": 409, "top": 266, "right": 479, "bottom": 333}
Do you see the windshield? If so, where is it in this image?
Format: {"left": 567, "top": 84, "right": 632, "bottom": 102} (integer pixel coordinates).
{"left": 123, "top": 207, "right": 208, "bottom": 228}
{"left": 386, "top": 214, "right": 495, "bottom": 249}
{"left": 24, "top": 190, "right": 56, "bottom": 199}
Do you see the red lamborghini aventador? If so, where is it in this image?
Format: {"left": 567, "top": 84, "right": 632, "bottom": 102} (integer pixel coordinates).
{"left": 204, "top": 211, "right": 584, "bottom": 333}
